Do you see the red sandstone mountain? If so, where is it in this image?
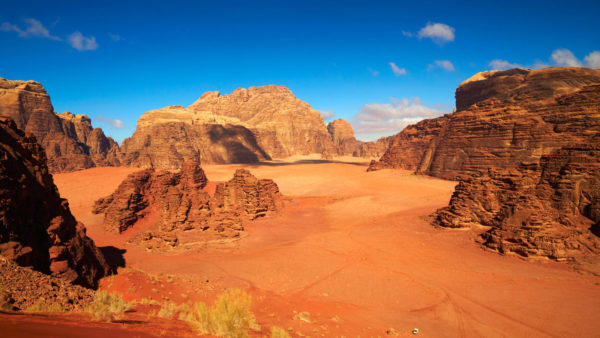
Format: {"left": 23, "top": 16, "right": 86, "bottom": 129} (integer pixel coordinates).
{"left": 0, "top": 117, "right": 109, "bottom": 288}
{"left": 325, "top": 118, "right": 390, "bottom": 158}
{"left": 369, "top": 67, "right": 600, "bottom": 179}
{"left": 0, "top": 77, "right": 120, "bottom": 173}
{"left": 93, "top": 162, "right": 282, "bottom": 250}
{"left": 369, "top": 67, "right": 600, "bottom": 271}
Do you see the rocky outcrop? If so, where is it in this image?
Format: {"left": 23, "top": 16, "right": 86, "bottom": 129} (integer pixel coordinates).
{"left": 120, "top": 105, "right": 269, "bottom": 169}
{"left": 436, "top": 143, "right": 600, "bottom": 272}
{"left": 369, "top": 67, "right": 600, "bottom": 270}
{"left": 189, "top": 85, "right": 334, "bottom": 158}
{"left": 0, "top": 117, "right": 109, "bottom": 288}
{"left": 93, "top": 162, "right": 282, "bottom": 249}
{"left": 0, "top": 77, "right": 120, "bottom": 173}
{"left": 324, "top": 119, "right": 391, "bottom": 158}
{"left": 369, "top": 68, "right": 600, "bottom": 179}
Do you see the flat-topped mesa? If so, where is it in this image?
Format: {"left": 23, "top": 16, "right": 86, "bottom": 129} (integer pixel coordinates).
{"left": 92, "top": 162, "right": 282, "bottom": 250}
{"left": 0, "top": 77, "right": 120, "bottom": 173}
{"left": 0, "top": 117, "right": 109, "bottom": 288}
{"left": 188, "top": 85, "right": 334, "bottom": 158}
{"left": 369, "top": 67, "right": 600, "bottom": 179}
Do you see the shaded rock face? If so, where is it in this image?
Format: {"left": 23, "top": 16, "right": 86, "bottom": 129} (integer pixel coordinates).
{"left": 120, "top": 118, "right": 270, "bottom": 169}
{"left": 0, "top": 77, "right": 120, "bottom": 173}
{"left": 369, "top": 68, "right": 600, "bottom": 179}
{"left": 189, "top": 85, "right": 334, "bottom": 158}
{"left": 0, "top": 117, "right": 109, "bottom": 288}
{"left": 93, "top": 162, "right": 281, "bottom": 249}
{"left": 369, "top": 67, "right": 600, "bottom": 271}
{"left": 324, "top": 118, "right": 391, "bottom": 158}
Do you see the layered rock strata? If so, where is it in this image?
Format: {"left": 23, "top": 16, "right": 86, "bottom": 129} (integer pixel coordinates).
{"left": 93, "top": 162, "right": 282, "bottom": 249}
{"left": 0, "top": 117, "right": 109, "bottom": 288}
{"left": 368, "top": 68, "right": 600, "bottom": 179}
{"left": 369, "top": 67, "right": 600, "bottom": 269}
{"left": 0, "top": 77, "right": 120, "bottom": 172}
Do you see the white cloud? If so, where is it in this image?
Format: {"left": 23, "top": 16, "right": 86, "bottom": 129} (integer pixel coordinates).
{"left": 0, "top": 18, "right": 61, "bottom": 40}
{"left": 417, "top": 22, "right": 455, "bottom": 44}
{"left": 109, "top": 33, "right": 122, "bottom": 42}
{"left": 351, "top": 97, "right": 444, "bottom": 135}
{"left": 489, "top": 49, "right": 600, "bottom": 70}
{"left": 488, "top": 59, "right": 522, "bottom": 70}
{"left": 401, "top": 30, "right": 413, "bottom": 38}
{"left": 584, "top": 51, "right": 600, "bottom": 69}
{"left": 320, "top": 109, "right": 335, "bottom": 120}
{"left": 95, "top": 116, "right": 125, "bottom": 129}
{"left": 68, "top": 31, "right": 98, "bottom": 51}
{"left": 427, "top": 60, "right": 455, "bottom": 71}
{"left": 368, "top": 68, "right": 380, "bottom": 76}
{"left": 551, "top": 48, "right": 583, "bottom": 67}
{"left": 389, "top": 62, "right": 407, "bottom": 76}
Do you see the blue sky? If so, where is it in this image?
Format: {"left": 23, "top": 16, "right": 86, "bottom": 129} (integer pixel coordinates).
{"left": 1, "top": 0, "right": 599, "bottom": 142}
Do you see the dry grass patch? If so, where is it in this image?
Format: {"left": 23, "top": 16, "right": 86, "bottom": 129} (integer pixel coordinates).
{"left": 85, "top": 290, "right": 131, "bottom": 322}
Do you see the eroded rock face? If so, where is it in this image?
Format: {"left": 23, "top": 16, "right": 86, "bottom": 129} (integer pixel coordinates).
{"left": 120, "top": 105, "right": 270, "bottom": 169}
{"left": 367, "top": 67, "right": 600, "bottom": 271}
{"left": 435, "top": 143, "right": 600, "bottom": 272}
{"left": 369, "top": 68, "right": 600, "bottom": 180}
{"left": 0, "top": 117, "right": 109, "bottom": 288}
{"left": 324, "top": 118, "right": 391, "bottom": 158}
{"left": 189, "top": 85, "right": 334, "bottom": 158}
{"left": 93, "top": 162, "right": 282, "bottom": 249}
{"left": 0, "top": 77, "right": 120, "bottom": 173}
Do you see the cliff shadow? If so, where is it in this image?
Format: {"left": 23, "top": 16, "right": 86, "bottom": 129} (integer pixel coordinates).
{"left": 99, "top": 246, "right": 126, "bottom": 273}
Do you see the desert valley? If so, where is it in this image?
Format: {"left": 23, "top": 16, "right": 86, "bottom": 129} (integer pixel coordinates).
{"left": 1, "top": 2, "right": 600, "bottom": 337}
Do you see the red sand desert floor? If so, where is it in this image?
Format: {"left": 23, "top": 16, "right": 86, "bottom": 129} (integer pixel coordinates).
{"left": 2, "top": 162, "right": 599, "bottom": 337}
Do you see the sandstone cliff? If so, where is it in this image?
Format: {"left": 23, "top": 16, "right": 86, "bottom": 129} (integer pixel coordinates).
{"left": 369, "top": 67, "right": 600, "bottom": 270}
{"left": 93, "top": 162, "right": 282, "bottom": 250}
{"left": 369, "top": 68, "right": 600, "bottom": 179}
{"left": 0, "top": 117, "right": 109, "bottom": 288}
{"left": 120, "top": 105, "right": 270, "bottom": 169}
{"left": 324, "top": 118, "right": 391, "bottom": 158}
{"left": 189, "top": 85, "right": 334, "bottom": 158}
{"left": 0, "top": 77, "right": 120, "bottom": 173}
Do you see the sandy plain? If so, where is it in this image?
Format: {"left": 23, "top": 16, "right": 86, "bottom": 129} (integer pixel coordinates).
{"left": 2, "top": 159, "right": 600, "bottom": 337}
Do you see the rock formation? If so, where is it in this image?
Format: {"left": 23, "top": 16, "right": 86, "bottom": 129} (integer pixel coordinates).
{"left": 368, "top": 68, "right": 600, "bottom": 179}
{"left": 0, "top": 117, "right": 109, "bottom": 288}
{"left": 0, "top": 77, "right": 120, "bottom": 173}
{"left": 369, "top": 67, "right": 600, "bottom": 270}
{"left": 323, "top": 118, "right": 390, "bottom": 158}
{"left": 93, "top": 162, "right": 282, "bottom": 249}
{"left": 120, "top": 105, "right": 270, "bottom": 169}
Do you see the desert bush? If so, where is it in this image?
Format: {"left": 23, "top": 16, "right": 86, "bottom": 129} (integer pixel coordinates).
{"left": 24, "top": 300, "right": 65, "bottom": 313}
{"left": 177, "top": 289, "right": 259, "bottom": 337}
{"left": 85, "top": 290, "right": 131, "bottom": 322}
{"left": 270, "top": 326, "right": 291, "bottom": 338}
{"left": 0, "top": 288, "right": 14, "bottom": 311}
{"left": 158, "top": 300, "right": 180, "bottom": 319}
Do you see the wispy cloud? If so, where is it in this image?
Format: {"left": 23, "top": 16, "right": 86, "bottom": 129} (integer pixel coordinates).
{"left": 368, "top": 68, "right": 380, "bottom": 76}
{"left": 1, "top": 18, "right": 98, "bottom": 51}
{"left": 68, "top": 31, "right": 98, "bottom": 51}
{"left": 488, "top": 59, "right": 523, "bottom": 70}
{"left": 427, "top": 60, "right": 455, "bottom": 71}
{"left": 0, "top": 18, "right": 61, "bottom": 40}
{"left": 389, "top": 62, "right": 407, "bottom": 76}
{"left": 109, "top": 33, "right": 122, "bottom": 42}
{"left": 401, "top": 30, "right": 413, "bottom": 38}
{"left": 95, "top": 116, "right": 126, "bottom": 129}
{"left": 351, "top": 97, "right": 445, "bottom": 135}
{"left": 417, "top": 22, "right": 455, "bottom": 44}
{"left": 320, "top": 109, "right": 335, "bottom": 120}
{"left": 489, "top": 49, "right": 600, "bottom": 70}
